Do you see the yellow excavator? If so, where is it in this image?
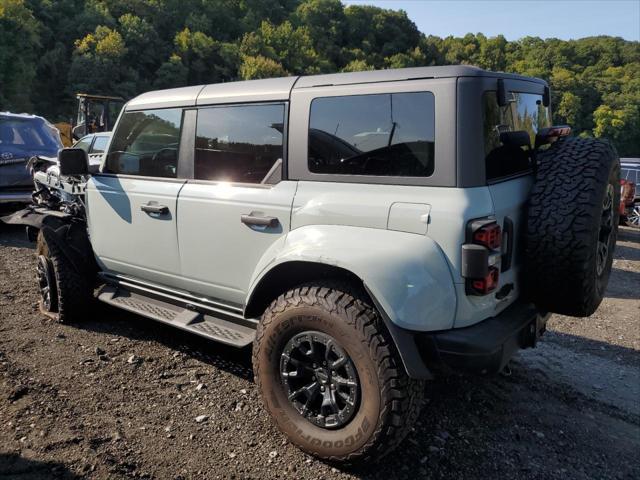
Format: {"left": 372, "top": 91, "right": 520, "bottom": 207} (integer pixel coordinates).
{"left": 55, "top": 93, "right": 125, "bottom": 147}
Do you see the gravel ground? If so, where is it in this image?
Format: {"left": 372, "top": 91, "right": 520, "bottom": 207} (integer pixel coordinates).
{"left": 0, "top": 223, "right": 638, "bottom": 479}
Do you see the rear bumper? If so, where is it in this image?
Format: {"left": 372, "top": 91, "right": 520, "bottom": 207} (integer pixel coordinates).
{"left": 420, "top": 301, "right": 549, "bottom": 374}
{"left": 380, "top": 299, "right": 549, "bottom": 379}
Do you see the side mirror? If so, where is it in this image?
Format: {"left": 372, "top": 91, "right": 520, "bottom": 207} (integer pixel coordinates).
{"left": 58, "top": 148, "right": 89, "bottom": 176}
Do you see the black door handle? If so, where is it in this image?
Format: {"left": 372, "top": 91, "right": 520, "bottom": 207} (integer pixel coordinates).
{"left": 141, "top": 203, "right": 169, "bottom": 215}
{"left": 241, "top": 214, "right": 279, "bottom": 227}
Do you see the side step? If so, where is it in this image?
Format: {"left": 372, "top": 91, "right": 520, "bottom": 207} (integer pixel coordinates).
{"left": 97, "top": 285, "right": 255, "bottom": 348}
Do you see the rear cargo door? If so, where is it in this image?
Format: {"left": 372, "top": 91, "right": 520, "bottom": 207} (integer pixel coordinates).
{"left": 482, "top": 89, "right": 551, "bottom": 304}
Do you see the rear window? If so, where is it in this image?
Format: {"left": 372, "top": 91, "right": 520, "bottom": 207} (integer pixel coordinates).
{"left": 308, "top": 92, "right": 435, "bottom": 177}
{"left": 104, "top": 109, "right": 183, "bottom": 178}
{"left": 91, "top": 135, "right": 109, "bottom": 154}
{"left": 483, "top": 91, "right": 551, "bottom": 181}
{"left": 0, "top": 116, "right": 62, "bottom": 158}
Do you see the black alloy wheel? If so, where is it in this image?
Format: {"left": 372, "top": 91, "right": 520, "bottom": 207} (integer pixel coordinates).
{"left": 280, "top": 331, "right": 360, "bottom": 429}
{"left": 36, "top": 254, "right": 57, "bottom": 312}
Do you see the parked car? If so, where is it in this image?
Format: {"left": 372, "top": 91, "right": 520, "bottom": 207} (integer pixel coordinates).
{"left": 620, "top": 159, "right": 639, "bottom": 226}
{"left": 73, "top": 132, "right": 111, "bottom": 172}
{"left": 4, "top": 66, "right": 620, "bottom": 463}
{"left": 0, "top": 112, "right": 62, "bottom": 209}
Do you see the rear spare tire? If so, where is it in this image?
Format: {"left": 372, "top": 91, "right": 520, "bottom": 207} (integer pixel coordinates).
{"left": 526, "top": 136, "right": 620, "bottom": 317}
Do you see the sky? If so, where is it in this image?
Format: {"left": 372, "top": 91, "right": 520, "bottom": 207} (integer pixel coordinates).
{"left": 342, "top": 1, "right": 640, "bottom": 41}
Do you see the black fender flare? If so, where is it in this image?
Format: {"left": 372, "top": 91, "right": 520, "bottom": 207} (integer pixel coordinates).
{"left": 2, "top": 207, "right": 96, "bottom": 277}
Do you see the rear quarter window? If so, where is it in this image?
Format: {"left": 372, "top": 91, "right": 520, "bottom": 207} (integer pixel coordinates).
{"left": 308, "top": 92, "right": 435, "bottom": 178}
{"left": 483, "top": 91, "right": 551, "bottom": 181}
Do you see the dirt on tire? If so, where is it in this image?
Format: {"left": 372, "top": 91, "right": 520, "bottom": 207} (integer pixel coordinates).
{"left": 253, "top": 283, "right": 423, "bottom": 463}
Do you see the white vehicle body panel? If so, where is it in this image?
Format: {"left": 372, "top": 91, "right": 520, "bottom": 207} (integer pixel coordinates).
{"left": 86, "top": 175, "right": 184, "bottom": 286}
{"left": 175, "top": 180, "right": 297, "bottom": 305}
{"left": 247, "top": 224, "right": 457, "bottom": 331}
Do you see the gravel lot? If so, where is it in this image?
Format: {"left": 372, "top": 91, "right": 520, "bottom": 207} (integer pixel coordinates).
{"left": 1, "top": 223, "right": 638, "bottom": 479}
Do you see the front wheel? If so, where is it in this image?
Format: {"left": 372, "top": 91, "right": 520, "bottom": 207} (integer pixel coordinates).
{"left": 36, "top": 230, "right": 92, "bottom": 323}
{"left": 253, "top": 283, "right": 424, "bottom": 463}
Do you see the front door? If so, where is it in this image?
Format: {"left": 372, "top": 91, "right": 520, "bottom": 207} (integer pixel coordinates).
{"left": 176, "top": 103, "right": 295, "bottom": 307}
{"left": 86, "top": 107, "right": 186, "bottom": 287}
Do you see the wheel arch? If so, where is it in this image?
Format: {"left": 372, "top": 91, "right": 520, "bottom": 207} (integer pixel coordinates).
{"left": 245, "top": 259, "right": 433, "bottom": 380}
{"left": 245, "top": 260, "right": 363, "bottom": 320}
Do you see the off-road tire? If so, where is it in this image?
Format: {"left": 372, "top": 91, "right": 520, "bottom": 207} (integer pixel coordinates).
{"left": 36, "top": 230, "right": 91, "bottom": 323}
{"left": 253, "top": 282, "right": 424, "bottom": 463}
{"left": 526, "top": 136, "right": 620, "bottom": 317}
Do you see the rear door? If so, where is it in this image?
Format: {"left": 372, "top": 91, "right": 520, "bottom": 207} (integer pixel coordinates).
{"left": 176, "top": 103, "right": 296, "bottom": 306}
{"left": 483, "top": 90, "right": 551, "bottom": 301}
{"left": 86, "top": 108, "right": 186, "bottom": 287}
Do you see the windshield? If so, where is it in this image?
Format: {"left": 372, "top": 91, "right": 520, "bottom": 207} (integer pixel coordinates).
{"left": 0, "top": 116, "right": 62, "bottom": 159}
{"left": 483, "top": 91, "right": 551, "bottom": 181}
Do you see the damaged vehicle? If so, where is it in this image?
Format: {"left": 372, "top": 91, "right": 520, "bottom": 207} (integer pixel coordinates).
{"left": 0, "top": 112, "right": 62, "bottom": 209}
{"left": 2, "top": 66, "right": 620, "bottom": 463}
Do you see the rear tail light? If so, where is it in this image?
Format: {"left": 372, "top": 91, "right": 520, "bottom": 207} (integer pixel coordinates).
{"left": 462, "top": 219, "right": 502, "bottom": 296}
{"left": 471, "top": 267, "right": 500, "bottom": 295}
{"left": 473, "top": 222, "right": 502, "bottom": 250}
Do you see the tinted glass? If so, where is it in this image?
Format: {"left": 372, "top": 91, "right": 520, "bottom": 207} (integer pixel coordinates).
{"left": 195, "top": 104, "right": 284, "bottom": 183}
{"left": 91, "top": 135, "right": 109, "bottom": 154}
{"left": 74, "top": 136, "right": 92, "bottom": 153}
{"left": 308, "top": 92, "right": 435, "bottom": 177}
{"left": 105, "top": 108, "right": 182, "bottom": 178}
{"left": 484, "top": 91, "right": 551, "bottom": 180}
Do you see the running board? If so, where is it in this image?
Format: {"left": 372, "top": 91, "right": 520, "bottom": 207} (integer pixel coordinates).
{"left": 97, "top": 285, "right": 255, "bottom": 348}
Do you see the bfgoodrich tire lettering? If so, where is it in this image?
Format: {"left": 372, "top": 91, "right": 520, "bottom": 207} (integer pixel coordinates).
{"left": 526, "top": 136, "right": 620, "bottom": 316}
{"left": 253, "top": 282, "right": 424, "bottom": 463}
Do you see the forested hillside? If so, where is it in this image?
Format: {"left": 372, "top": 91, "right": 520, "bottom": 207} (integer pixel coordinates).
{"left": 1, "top": 0, "right": 638, "bottom": 155}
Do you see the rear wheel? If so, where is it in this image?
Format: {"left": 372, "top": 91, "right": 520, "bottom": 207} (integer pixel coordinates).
{"left": 253, "top": 282, "right": 424, "bottom": 463}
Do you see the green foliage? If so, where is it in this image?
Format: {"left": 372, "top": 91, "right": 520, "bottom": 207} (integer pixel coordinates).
{"left": 240, "top": 54, "right": 288, "bottom": 79}
{"left": 0, "top": 1, "right": 638, "bottom": 155}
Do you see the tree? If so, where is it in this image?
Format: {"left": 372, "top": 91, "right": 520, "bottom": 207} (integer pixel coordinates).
{"left": 557, "top": 91, "right": 582, "bottom": 129}
{"left": 240, "top": 20, "right": 319, "bottom": 74}
{"left": 0, "top": 0, "right": 40, "bottom": 112}
{"left": 1, "top": 1, "right": 638, "bottom": 156}
{"left": 239, "top": 54, "right": 288, "bottom": 79}
{"left": 68, "top": 25, "right": 137, "bottom": 98}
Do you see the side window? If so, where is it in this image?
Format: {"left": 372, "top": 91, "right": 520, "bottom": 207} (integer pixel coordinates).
{"left": 104, "top": 108, "right": 183, "bottom": 178}
{"left": 74, "top": 136, "right": 92, "bottom": 153}
{"left": 483, "top": 91, "right": 551, "bottom": 181}
{"left": 195, "top": 104, "right": 284, "bottom": 183}
{"left": 91, "top": 135, "right": 109, "bottom": 154}
{"left": 308, "top": 92, "right": 435, "bottom": 177}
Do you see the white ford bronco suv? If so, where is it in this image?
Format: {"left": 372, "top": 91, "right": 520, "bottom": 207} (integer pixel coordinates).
{"left": 4, "top": 66, "right": 619, "bottom": 463}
